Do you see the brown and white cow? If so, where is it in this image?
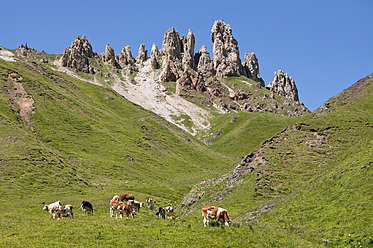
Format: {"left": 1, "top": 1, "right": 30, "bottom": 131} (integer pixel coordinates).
{"left": 168, "top": 215, "right": 179, "bottom": 220}
{"left": 112, "top": 201, "right": 136, "bottom": 219}
{"left": 50, "top": 213, "right": 70, "bottom": 219}
{"left": 43, "top": 201, "right": 61, "bottom": 213}
{"left": 202, "top": 206, "right": 231, "bottom": 227}
{"left": 128, "top": 200, "right": 144, "bottom": 212}
{"left": 146, "top": 198, "right": 154, "bottom": 210}
{"left": 110, "top": 195, "right": 120, "bottom": 217}
{"left": 55, "top": 205, "right": 73, "bottom": 220}
{"left": 120, "top": 194, "right": 134, "bottom": 202}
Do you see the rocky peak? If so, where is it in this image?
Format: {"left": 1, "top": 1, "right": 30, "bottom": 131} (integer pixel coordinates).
{"left": 117, "top": 45, "right": 137, "bottom": 74}
{"left": 137, "top": 44, "right": 148, "bottom": 62}
{"left": 211, "top": 20, "right": 242, "bottom": 77}
{"left": 104, "top": 43, "right": 116, "bottom": 67}
{"left": 195, "top": 46, "right": 213, "bottom": 78}
{"left": 267, "top": 70, "right": 299, "bottom": 101}
{"left": 181, "top": 29, "right": 195, "bottom": 69}
{"left": 161, "top": 27, "right": 182, "bottom": 61}
{"left": 61, "top": 35, "right": 95, "bottom": 74}
{"left": 72, "top": 35, "right": 94, "bottom": 58}
{"left": 118, "top": 45, "right": 135, "bottom": 66}
{"left": 150, "top": 43, "right": 161, "bottom": 69}
{"left": 159, "top": 27, "right": 184, "bottom": 83}
{"left": 242, "top": 52, "right": 264, "bottom": 86}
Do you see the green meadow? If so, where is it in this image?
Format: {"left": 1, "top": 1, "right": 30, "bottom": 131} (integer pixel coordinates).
{"left": 0, "top": 60, "right": 372, "bottom": 247}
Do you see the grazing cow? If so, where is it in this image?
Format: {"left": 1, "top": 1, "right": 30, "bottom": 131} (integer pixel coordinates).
{"left": 51, "top": 213, "right": 69, "bottom": 219}
{"left": 55, "top": 205, "right": 73, "bottom": 220}
{"left": 128, "top": 200, "right": 144, "bottom": 212}
{"left": 112, "top": 201, "right": 136, "bottom": 219}
{"left": 165, "top": 206, "right": 173, "bottom": 213}
{"left": 155, "top": 207, "right": 166, "bottom": 219}
{"left": 146, "top": 198, "right": 154, "bottom": 210}
{"left": 43, "top": 201, "right": 62, "bottom": 213}
{"left": 110, "top": 195, "right": 120, "bottom": 217}
{"left": 120, "top": 194, "right": 134, "bottom": 202}
{"left": 80, "top": 201, "right": 93, "bottom": 216}
{"left": 202, "top": 206, "right": 231, "bottom": 227}
{"left": 168, "top": 215, "right": 179, "bottom": 220}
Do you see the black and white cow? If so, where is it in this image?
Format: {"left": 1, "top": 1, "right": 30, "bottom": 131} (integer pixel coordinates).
{"left": 155, "top": 207, "right": 166, "bottom": 219}
{"left": 80, "top": 201, "right": 93, "bottom": 216}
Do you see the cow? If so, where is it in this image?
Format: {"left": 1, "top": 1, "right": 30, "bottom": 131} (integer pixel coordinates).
{"left": 165, "top": 206, "right": 173, "bottom": 213}
{"left": 43, "top": 201, "right": 61, "bottom": 213}
{"left": 146, "top": 198, "right": 154, "bottom": 210}
{"left": 79, "top": 201, "right": 93, "bottom": 216}
{"left": 120, "top": 194, "right": 134, "bottom": 202}
{"left": 113, "top": 201, "right": 136, "bottom": 219}
{"left": 202, "top": 206, "right": 231, "bottom": 227}
{"left": 110, "top": 195, "right": 120, "bottom": 217}
{"left": 128, "top": 200, "right": 144, "bottom": 212}
{"left": 155, "top": 207, "right": 166, "bottom": 219}
{"left": 168, "top": 215, "right": 179, "bottom": 220}
{"left": 50, "top": 213, "right": 70, "bottom": 219}
{"left": 55, "top": 205, "right": 73, "bottom": 220}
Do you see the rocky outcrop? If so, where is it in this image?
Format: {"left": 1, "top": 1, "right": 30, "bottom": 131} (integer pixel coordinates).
{"left": 159, "top": 28, "right": 184, "bottom": 82}
{"left": 211, "top": 20, "right": 242, "bottom": 77}
{"left": 161, "top": 27, "right": 182, "bottom": 61}
{"left": 117, "top": 45, "right": 137, "bottom": 74}
{"left": 150, "top": 43, "right": 161, "bottom": 69}
{"left": 160, "top": 59, "right": 178, "bottom": 83}
{"left": 61, "top": 35, "right": 95, "bottom": 74}
{"left": 137, "top": 44, "right": 148, "bottom": 62}
{"left": 104, "top": 43, "right": 116, "bottom": 67}
{"left": 242, "top": 52, "right": 264, "bottom": 86}
{"left": 181, "top": 29, "right": 195, "bottom": 69}
{"left": 195, "top": 46, "right": 213, "bottom": 78}
{"left": 118, "top": 45, "right": 135, "bottom": 65}
{"left": 267, "top": 70, "right": 299, "bottom": 101}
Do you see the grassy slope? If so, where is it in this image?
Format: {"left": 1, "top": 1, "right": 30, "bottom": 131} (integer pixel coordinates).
{"left": 201, "top": 75, "right": 373, "bottom": 247}
{"left": 0, "top": 60, "right": 313, "bottom": 247}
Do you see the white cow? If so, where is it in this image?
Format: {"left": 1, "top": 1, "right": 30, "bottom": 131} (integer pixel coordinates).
{"left": 43, "top": 201, "right": 62, "bottom": 213}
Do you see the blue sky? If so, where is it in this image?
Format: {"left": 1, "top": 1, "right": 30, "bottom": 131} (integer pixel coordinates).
{"left": 1, "top": 0, "right": 372, "bottom": 111}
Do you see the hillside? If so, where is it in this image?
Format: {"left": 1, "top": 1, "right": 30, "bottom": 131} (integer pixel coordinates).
{"left": 0, "top": 58, "right": 312, "bottom": 246}
{"left": 179, "top": 73, "right": 373, "bottom": 246}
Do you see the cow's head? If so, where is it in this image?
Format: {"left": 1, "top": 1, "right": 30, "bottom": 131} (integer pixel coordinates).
{"left": 225, "top": 220, "right": 232, "bottom": 227}
{"left": 43, "top": 205, "right": 48, "bottom": 211}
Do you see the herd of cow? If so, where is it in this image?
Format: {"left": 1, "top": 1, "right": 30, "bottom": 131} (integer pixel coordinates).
{"left": 42, "top": 193, "right": 232, "bottom": 227}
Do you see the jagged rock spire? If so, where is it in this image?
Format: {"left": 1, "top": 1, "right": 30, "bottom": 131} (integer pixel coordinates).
{"left": 267, "top": 70, "right": 299, "bottom": 101}
{"left": 104, "top": 43, "right": 116, "bottom": 67}
{"left": 242, "top": 52, "right": 265, "bottom": 86}
{"left": 118, "top": 45, "right": 135, "bottom": 65}
{"left": 211, "top": 20, "right": 242, "bottom": 77}
{"left": 150, "top": 43, "right": 161, "bottom": 69}
{"left": 137, "top": 44, "right": 148, "bottom": 62}
{"left": 195, "top": 46, "right": 213, "bottom": 78}
{"left": 181, "top": 29, "right": 195, "bottom": 69}
{"left": 61, "top": 35, "right": 95, "bottom": 74}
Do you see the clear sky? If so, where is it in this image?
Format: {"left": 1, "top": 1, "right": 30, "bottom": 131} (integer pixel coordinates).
{"left": 1, "top": 0, "right": 372, "bottom": 111}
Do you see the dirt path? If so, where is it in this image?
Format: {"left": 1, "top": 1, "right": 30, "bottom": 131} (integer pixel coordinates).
{"left": 7, "top": 73, "right": 35, "bottom": 131}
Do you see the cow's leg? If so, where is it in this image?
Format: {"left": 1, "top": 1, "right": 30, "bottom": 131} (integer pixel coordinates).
{"left": 70, "top": 212, "right": 73, "bottom": 219}
{"left": 203, "top": 216, "right": 208, "bottom": 227}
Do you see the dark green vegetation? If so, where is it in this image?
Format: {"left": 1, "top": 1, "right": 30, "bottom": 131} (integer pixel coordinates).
{"left": 0, "top": 59, "right": 372, "bottom": 247}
